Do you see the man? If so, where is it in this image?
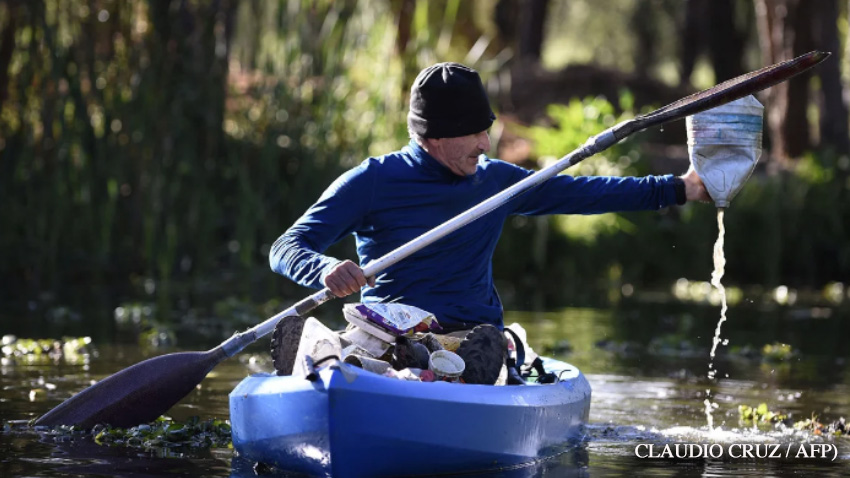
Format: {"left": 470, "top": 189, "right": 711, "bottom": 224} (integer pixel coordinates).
{"left": 270, "top": 62, "right": 709, "bottom": 383}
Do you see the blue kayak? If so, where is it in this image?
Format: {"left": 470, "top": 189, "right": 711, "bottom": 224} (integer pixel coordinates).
{"left": 229, "top": 357, "right": 590, "bottom": 478}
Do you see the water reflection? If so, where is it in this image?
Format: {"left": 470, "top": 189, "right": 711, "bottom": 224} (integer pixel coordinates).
{"left": 227, "top": 446, "right": 591, "bottom": 478}
{"left": 1, "top": 430, "right": 232, "bottom": 478}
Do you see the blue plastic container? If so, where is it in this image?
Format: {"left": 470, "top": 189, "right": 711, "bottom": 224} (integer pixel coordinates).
{"left": 229, "top": 357, "right": 591, "bottom": 477}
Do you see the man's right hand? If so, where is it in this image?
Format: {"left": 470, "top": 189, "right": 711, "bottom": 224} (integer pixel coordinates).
{"left": 322, "top": 260, "right": 375, "bottom": 298}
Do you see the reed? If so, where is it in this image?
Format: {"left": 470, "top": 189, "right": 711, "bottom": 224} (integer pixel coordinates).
{"left": 0, "top": 0, "right": 412, "bottom": 316}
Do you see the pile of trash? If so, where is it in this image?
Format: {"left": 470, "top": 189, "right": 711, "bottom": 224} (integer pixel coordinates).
{"left": 294, "top": 303, "right": 470, "bottom": 383}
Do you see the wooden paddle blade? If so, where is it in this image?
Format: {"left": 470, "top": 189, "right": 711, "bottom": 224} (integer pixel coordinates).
{"left": 34, "top": 348, "right": 226, "bottom": 428}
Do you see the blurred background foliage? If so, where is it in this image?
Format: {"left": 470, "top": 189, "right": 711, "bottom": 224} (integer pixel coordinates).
{"left": 1, "top": 0, "right": 849, "bottom": 330}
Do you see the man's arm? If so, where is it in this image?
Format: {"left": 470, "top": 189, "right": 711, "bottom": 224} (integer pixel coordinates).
{"left": 497, "top": 160, "right": 707, "bottom": 215}
{"left": 269, "top": 163, "right": 375, "bottom": 296}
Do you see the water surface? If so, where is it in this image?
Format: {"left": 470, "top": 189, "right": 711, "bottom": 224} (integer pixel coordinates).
{"left": 2, "top": 303, "right": 849, "bottom": 476}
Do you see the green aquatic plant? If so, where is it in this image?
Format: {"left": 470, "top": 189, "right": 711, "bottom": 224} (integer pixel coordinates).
{"left": 738, "top": 404, "right": 847, "bottom": 437}
{"left": 114, "top": 303, "right": 178, "bottom": 349}
{"left": 0, "top": 335, "right": 93, "bottom": 365}
{"left": 761, "top": 343, "right": 795, "bottom": 363}
{"left": 793, "top": 415, "right": 847, "bottom": 437}
{"left": 91, "top": 416, "right": 232, "bottom": 449}
{"left": 726, "top": 344, "right": 761, "bottom": 360}
{"left": 738, "top": 403, "right": 787, "bottom": 425}
{"left": 137, "top": 327, "right": 178, "bottom": 349}
{"left": 4, "top": 416, "right": 233, "bottom": 450}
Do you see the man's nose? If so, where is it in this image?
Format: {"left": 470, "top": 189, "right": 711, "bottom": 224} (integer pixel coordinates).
{"left": 478, "top": 132, "right": 491, "bottom": 152}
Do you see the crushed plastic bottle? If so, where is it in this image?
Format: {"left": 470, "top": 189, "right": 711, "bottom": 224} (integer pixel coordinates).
{"left": 687, "top": 95, "right": 763, "bottom": 207}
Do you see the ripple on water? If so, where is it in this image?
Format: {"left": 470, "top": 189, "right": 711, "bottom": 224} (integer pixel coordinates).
{"left": 585, "top": 421, "right": 840, "bottom": 444}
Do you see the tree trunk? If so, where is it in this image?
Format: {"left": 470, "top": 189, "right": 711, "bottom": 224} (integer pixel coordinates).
{"left": 518, "top": 0, "right": 549, "bottom": 63}
{"left": 784, "top": 0, "right": 812, "bottom": 158}
{"left": 814, "top": 0, "right": 850, "bottom": 155}
{"left": 390, "top": 0, "right": 416, "bottom": 102}
{"left": 0, "top": 0, "right": 19, "bottom": 115}
{"left": 707, "top": 0, "right": 745, "bottom": 81}
{"left": 754, "top": 0, "right": 810, "bottom": 166}
{"left": 494, "top": 0, "right": 519, "bottom": 50}
{"left": 679, "top": 0, "right": 706, "bottom": 86}
{"left": 631, "top": 0, "right": 657, "bottom": 78}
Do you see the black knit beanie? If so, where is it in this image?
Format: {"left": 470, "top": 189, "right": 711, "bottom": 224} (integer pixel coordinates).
{"left": 407, "top": 62, "right": 496, "bottom": 139}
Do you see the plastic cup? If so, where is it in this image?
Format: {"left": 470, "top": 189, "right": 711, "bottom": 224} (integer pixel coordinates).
{"left": 428, "top": 350, "right": 465, "bottom": 382}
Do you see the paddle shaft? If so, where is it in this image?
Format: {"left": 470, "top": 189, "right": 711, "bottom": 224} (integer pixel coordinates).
{"left": 220, "top": 50, "right": 830, "bottom": 359}
{"left": 219, "top": 129, "right": 615, "bottom": 357}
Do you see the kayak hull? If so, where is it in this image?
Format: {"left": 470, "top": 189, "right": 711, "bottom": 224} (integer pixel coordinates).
{"left": 229, "top": 357, "right": 590, "bottom": 477}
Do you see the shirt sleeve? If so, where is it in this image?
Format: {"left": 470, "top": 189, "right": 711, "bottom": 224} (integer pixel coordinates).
{"left": 501, "top": 161, "right": 681, "bottom": 215}
{"left": 269, "top": 162, "right": 375, "bottom": 289}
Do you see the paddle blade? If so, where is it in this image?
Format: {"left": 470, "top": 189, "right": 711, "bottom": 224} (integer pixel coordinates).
{"left": 34, "top": 348, "right": 226, "bottom": 428}
{"left": 613, "top": 50, "right": 830, "bottom": 140}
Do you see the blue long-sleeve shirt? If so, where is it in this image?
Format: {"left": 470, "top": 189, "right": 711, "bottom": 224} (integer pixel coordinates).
{"left": 271, "top": 140, "right": 682, "bottom": 329}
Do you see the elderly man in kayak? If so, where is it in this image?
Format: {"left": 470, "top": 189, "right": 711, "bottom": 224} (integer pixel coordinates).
{"left": 270, "top": 62, "right": 709, "bottom": 385}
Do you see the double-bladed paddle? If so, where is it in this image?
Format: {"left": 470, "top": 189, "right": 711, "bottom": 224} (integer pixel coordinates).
{"left": 35, "top": 50, "right": 829, "bottom": 428}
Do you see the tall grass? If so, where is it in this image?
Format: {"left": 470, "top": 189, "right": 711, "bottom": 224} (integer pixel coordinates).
{"left": 0, "top": 0, "right": 413, "bottom": 317}
{"left": 2, "top": 0, "right": 845, "bottom": 323}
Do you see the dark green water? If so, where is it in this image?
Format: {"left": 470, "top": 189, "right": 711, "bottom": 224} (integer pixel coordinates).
{"left": 2, "top": 303, "right": 849, "bottom": 477}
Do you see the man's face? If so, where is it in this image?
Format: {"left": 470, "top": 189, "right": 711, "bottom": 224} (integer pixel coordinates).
{"left": 424, "top": 131, "right": 491, "bottom": 176}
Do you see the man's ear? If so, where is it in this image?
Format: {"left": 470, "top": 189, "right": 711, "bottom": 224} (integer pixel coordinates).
{"left": 421, "top": 137, "right": 440, "bottom": 153}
